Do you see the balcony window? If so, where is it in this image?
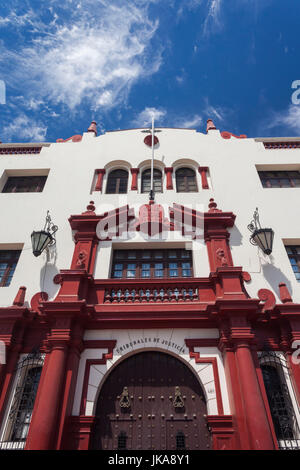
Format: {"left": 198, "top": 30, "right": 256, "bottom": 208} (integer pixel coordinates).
{"left": 0, "top": 250, "right": 21, "bottom": 287}
{"left": 111, "top": 249, "right": 193, "bottom": 279}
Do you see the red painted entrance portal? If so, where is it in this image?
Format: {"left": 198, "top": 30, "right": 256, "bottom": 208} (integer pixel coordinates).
{"left": 90, "top": 351, "right": 211, "bottom": 450}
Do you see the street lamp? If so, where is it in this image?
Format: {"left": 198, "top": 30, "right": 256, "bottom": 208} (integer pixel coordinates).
{"left": 31, "top": 211, "right": 58, "bottom": 257}
{"left": 248, "top": 208, "right": 274, "bottom": 255}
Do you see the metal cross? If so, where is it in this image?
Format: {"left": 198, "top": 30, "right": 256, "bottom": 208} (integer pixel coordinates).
{"left": 141, "top": 118, "right": 162, "bottom": 201}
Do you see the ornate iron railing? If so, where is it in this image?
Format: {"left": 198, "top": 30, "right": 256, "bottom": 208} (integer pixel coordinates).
{"left": 104, "top": 286, "right": 199, "bottom": 303}
{"left": 94, "top": 277, "right": 216, "bottom": 305}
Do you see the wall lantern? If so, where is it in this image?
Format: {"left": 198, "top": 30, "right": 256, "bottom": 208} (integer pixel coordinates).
{"left": 31, "top": 211, "right": 58, "bottom": 257}
{"left": 247, "top": 208, "right": 274, "bottom": 255}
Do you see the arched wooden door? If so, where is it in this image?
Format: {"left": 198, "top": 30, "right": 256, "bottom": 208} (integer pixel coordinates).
{"left": 90, "top": 351, "right": 211, "bottom": 450}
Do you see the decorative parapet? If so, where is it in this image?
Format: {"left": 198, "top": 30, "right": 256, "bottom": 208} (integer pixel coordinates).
{"left": 263, "top": 141, "right": 300, "bottom": 149}
{"left": 0, "top": 146, "right": 42, "bottom": 154}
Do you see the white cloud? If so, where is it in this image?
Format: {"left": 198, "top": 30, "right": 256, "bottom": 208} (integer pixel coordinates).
{"left": 266, "top": 105, "right": 300, "bottom": 134}
{"left": 203, "top": 0, "right": 222, "bottom": 36}
{"left": 205, "top": 103, "right": 225, "bottom": 122}
{"left": 132, "top": 107, "right": 167, "bottom": 127}
{"left": 1, "top": 1, "right": 162, "bottom": 112}
{"left": 2, "top": 115, "right": 47, "bottom": 142}
{"left": 175, "top": 114, "right": 203, "bottom": 128}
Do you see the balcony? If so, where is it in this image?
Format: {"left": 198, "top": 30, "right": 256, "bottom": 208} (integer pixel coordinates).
{"left": 104, "top": 284, "right": 199, "bottom": 303}
{"left": 94, "top": 277, "right": 215, "bottom": 305}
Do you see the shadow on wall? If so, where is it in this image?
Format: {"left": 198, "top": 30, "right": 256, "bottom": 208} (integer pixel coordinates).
{"left": 39, "top": 246, "right": 60, "bottom": 300}
{"left": 229, "top": 225, "right": 243, "bottom": 247}
{"left": 261, "top": 256, "right": 293, "bottom": 299}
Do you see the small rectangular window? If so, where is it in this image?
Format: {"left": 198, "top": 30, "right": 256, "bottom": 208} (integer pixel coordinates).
{"left": 285, "top": 245, "right": 300, "bottom": 282}
{"left": 0, "top": 250, "right": 21, "bottom": 287}
{"left": 258, "top": 171, "right": 300, "bottom": 188}
{"left": 2, "top": 176, "right": 47, "bottom": 193}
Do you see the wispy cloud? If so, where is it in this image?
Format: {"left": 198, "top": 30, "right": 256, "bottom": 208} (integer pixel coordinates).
{"left": 203, "top": 0, "right": 222, "bottom": 36}
{"left": 132, "top": 107, "right": 204, "bottom": 130}
{"left": 132, "top": 107, "right": 167, "bottom": 127}
{"left": 0, "top": 1, "right": 162, "bottom": 112}
{"left": 174, "top": 114, "right": 203, "bottom": 128}
{"left": 265, "top": 105, "right": 300, "bottom": 134}
{"left": 204, "top": 102, "right": 225, "bottom": 122}
{"left": 1, "top": 115, "right": 47, "bottom": 142}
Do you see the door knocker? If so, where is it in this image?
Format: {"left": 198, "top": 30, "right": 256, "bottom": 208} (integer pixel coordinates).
{"left": 119, "top": 386, "right": 131, "bottom": 408}
{"left": 173, "top": 386, "right": 184, "bottom": 408}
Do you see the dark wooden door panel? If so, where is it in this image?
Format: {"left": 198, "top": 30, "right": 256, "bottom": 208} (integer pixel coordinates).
{"left": 91, "top": 351, "right": 211, "bottom": 450}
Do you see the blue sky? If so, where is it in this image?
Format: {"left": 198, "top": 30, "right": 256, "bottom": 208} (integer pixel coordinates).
{"left": 0, "top": 0, "right": 299, "bottom": 142}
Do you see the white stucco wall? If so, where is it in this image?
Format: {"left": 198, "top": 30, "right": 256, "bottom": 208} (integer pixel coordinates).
{"left": 0, "top": 128, "right": 300, "bottom": 306}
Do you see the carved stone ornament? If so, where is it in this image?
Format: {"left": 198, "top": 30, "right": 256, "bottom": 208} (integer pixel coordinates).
{"left": 76, "top": 250, "right": 88, "bottom": 268}
{"left": 216, "top": 248, "right": 228, "bottom": 266}
{"left": 119, "top": 386, "right": 131, "bottom": 408}
{"left": 173, "top": 386, "right": 184, "bottom": 408}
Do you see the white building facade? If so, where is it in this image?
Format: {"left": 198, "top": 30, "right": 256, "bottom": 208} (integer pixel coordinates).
{"left": 0, "top": 120, "right": 299, "bottom": 450}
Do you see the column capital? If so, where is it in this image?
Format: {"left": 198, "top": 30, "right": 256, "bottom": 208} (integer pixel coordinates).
{"left": 164, "top": 166, "right": 173, "bottom": 173}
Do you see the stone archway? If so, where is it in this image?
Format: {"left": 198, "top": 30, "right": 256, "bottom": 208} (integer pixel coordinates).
{"left": 90, "top": 351, "right": 211, "bottom": 450}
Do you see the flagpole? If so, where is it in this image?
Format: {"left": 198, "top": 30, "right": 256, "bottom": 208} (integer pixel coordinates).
{"left": 150, "top": 116, "right": 155, "bottom": 201}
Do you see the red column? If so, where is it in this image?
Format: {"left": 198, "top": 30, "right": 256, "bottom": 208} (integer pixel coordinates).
{"left": 94, "top": 169, "right": 105, "bottom": 192}
{"left": 164, "top": 167, "right": 173, "bottom": 190}
{"left": 287, "top": 353, "right": 300, "bottom": 404}
{"left": 25, "top": 341, "right": 68, "bottom": 450}
{"left": 198, "top": 166, "right": 209, "bottom": 189}
{"left": 130, "top": 168, "right": 139, "bottom": 190}
{"left": 56, "top": 324, "right": 84, "bottom": 449}
{"left": 219, "top": 344, "right": 250, "bottom": 449}
{"left": 234, "top": 341, "right": 275, "bottom": 449}
{"left": 0, "top": 317, "right": 27, "bottom": 423}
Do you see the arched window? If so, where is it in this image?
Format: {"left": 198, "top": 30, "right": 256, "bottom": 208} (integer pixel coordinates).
{"left": 176, "top": 431, "right": 186, "bottom": 450}
{"left": 259, "top": 352, "right": 300, "bottom": 449}
{"left": 0, "top": 351, "right": 44, "bottom": 449}
{"left": 10, "top": 366, "right": 42, "bottom": 442}
{"left": 175, "top": 168, "right": 197, "bottom": 192}
{"left": 141, "top": 169, "right": 162, "bottom": 193}
{"left": 106, "top": 169, "right": 128, "bottom": 194}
